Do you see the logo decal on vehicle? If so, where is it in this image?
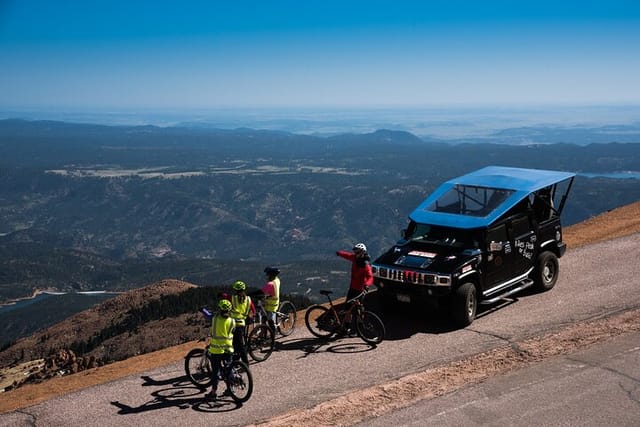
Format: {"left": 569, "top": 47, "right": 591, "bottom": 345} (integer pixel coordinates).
{"left": 408, "top": 250, "right": 437, "bottom": 258}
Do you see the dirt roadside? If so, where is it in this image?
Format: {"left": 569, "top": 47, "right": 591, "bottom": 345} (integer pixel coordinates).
{"left": 1, "top": 201, "right": 639, "bottom": 415}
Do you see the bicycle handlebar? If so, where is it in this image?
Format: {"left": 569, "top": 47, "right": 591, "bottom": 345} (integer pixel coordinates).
{"left": 200, "top": 307, "right": 213, "bottom": 322}
{"left": 345, "top": 289, "right": 369, "bottom": 304}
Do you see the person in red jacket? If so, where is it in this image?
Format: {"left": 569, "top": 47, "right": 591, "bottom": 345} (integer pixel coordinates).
{"left": 336, "top": 242, "right": 373, "bottom": 333}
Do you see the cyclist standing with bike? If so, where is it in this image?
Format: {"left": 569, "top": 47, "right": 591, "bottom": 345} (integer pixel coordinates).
{"left": 230, "top": 280, "right": 254, "bottom": 364}
{"left": 337, "top": 243, "right": 374, "bottom": 333}
{"left": 205, "top": 299, "right": 236, "bottom": 401}
{"left": 261, "top": 266, "right": 281, "bottom": 335}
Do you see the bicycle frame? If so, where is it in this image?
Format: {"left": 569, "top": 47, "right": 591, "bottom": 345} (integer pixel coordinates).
{"left": 321, "top": 290, "right": 366, "bottom": 327}
{"left": 305, "top": 288, "right": 385, "bottom": 345}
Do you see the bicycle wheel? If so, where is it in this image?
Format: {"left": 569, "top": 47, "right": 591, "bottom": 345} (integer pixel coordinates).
{"left": 184, "top": 348, "right": 213, "bottom": 388}
{"left": 277, "top": 300, "right": 297, "bottom": 336}
{"left": 226, "top": 360, "right": 253, "bottom": 403}
{"left": 305, "top": 305, "right": 339, "bottom": 339}
{"left": 356, "top": 311, "right": 385, "bottom": 345}
{"left": 247, "top": 324, "right": 275, "bottom": 362}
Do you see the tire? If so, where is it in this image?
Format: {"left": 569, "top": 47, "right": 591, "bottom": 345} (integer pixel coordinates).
{"left": 452, "top": 282, "right": 477, "bottom": 328}
{"left": 355, "top": 310, "right": 385, "bottom": 345}
{"left": 533, "top": 251, "right": 559, "bottom": 292}
{"left": 277, "top": 300, "right": 297, "bottom": 337}
{"left": 184, "top": 348, "right": 213, "bottom": 388}
{"left": 305, "top": 305, "right": 339, "bottom": 339}
{"left": 247, "top": 324, "right": 274, "bottom": 362}
{"left": 226, "top": 360, "right": 253, "bottom": 403}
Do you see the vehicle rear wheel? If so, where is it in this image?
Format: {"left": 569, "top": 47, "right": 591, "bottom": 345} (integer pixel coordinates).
{"left": 305, "top": 305, "right": 339, "bottom": 339}
{"left": 533, "top": 251, "right": 559, "bottom": 291}
{"left": 452, "top": 282, "right": 477, "bottom": 328}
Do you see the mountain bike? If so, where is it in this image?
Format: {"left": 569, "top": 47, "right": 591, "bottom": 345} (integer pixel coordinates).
{"left": 195, "top": 307, "right": 274, "bottom": 363}
{"left": 304, "top": 289, "right": 385, "bottom": 345}
{"left": 184, "top": 348, "right": 253, "bottom": 403}
{"left": 253, "top": 296, "right": 297, "bottom": 337}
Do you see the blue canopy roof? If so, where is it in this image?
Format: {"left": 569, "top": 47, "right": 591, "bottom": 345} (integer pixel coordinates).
{"left": 409, "top": 166, "right": 576, "bottom": 229}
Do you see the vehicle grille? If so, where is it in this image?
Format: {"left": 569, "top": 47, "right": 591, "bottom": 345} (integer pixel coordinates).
{"left": 374, "top": 266, "right": 440, "bottom": 285}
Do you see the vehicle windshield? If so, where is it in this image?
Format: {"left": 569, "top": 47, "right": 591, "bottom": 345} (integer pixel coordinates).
{"left": 403, "top": 222, "right": 480, "bottom": 249}
{"left": 427, "top": 185, "right": 514, "bottom": 217}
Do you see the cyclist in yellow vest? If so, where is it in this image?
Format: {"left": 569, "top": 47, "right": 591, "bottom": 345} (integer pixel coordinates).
{"left": 261, "top": 266, "right": 281, "bottom": 334}
{"left": 205, "top": 299, "right": 236, "bottom": 401}
{"left": 230, "top": 280, "right": 254, "bottom": 364}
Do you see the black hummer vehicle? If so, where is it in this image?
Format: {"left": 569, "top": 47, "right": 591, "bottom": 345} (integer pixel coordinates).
{"left": 372, "top": 166, "right": 575, "bottom": 327}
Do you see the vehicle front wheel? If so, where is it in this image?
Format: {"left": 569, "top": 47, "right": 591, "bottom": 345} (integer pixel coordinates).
{"left": 452, "top": 282, "right": 477, "bottom": 328}
{"left": 533, "top": 251, "right": 559, "bottom": 292}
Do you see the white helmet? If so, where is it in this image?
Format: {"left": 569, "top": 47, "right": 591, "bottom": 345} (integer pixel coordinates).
{"left": 353, "top": 243, "right": 367, "bottom": 253}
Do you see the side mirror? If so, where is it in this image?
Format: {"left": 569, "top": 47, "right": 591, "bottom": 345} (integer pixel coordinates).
{"left": 489, "top": 241, "right": 503, "bottom": 252}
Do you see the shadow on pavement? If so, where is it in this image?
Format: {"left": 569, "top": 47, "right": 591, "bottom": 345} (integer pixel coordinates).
{"left": 111, "top": 377, "right": 243, "bottom": 415}
{"left": 342, "top": 289, "right": 520, "bottom": 341}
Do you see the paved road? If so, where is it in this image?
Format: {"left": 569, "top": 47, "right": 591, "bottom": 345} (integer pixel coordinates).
{"left": 356, "top": 331, "right": 640, "bottom": 426}
{"left": 1, "top": 233, "right": 639, "bottom": 427}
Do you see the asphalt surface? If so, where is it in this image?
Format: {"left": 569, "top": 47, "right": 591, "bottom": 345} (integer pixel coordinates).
{"left": 1, "top": 233, "right": 639, "bottom": 427}
{"left": 355, "top": 331, "right": 640, "bottom": 427}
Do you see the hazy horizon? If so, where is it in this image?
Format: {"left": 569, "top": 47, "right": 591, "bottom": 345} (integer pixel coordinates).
{"left": 3, "top": 104, "right": 640, "bottom": 139}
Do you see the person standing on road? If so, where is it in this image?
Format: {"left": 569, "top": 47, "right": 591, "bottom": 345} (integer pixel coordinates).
{"left": 206, "top": 299, "right": 236, "bottom": 401}
{"left": 230, "top": 280, "right": 254, "bottom": 364}
{"left": 337, "top": 243, "right": 374, "bottom": 332}
{"left": 261, "top": 267, "right": 281, "bottom": 334}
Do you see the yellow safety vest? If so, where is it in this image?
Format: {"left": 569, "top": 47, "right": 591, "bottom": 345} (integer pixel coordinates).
{"left": 231, "top": 295, "right": 252, "bottom": 326}
{"left": 264, "top": 277, "right": 280, "bottom": 313}
{"left": 208, "top": 315, "right": 235, "bottom": 355}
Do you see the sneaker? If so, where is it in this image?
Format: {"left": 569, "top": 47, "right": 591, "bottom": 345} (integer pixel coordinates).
{"left": 204, "top": 391, "right": 217, "bottom": 401}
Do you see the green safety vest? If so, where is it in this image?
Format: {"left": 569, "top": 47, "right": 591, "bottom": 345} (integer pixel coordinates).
{"left": 208, "top": 315, "right": 235, "bottom": 355}
{"left": 264, "top": 277, "right": 280, "bottom": 313}
{"left": 231, "top": 295, "right": 252, "bottom": 326}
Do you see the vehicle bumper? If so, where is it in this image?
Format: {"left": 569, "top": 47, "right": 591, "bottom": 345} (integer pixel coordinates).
{"left": 377, "top": 280, "right": 451, "bottom": 304}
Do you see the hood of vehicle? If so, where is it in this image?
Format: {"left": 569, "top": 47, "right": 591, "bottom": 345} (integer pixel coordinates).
{"left": 373, "top": 244, "right": 479, "bottom": 274}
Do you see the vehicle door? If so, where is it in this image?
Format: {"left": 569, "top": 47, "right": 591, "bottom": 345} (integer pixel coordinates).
{"left": 485, "top": 222, "right": 515, "bottom": 288}
{"left": 507, "top": 213, "right": 537, "bottom": 276}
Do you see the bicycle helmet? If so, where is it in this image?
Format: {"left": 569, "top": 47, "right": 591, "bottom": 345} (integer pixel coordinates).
{"left": 264, "top": 266, "right": 280, "bottom": 276}
{"left": 232, "top": 280, "right": 246, "bottom": 291}
{"left": 218, "top": 299, "right": 232, "bottom": 312}
{"left": 353, "top": 243, "right": 367, "bottom": 253}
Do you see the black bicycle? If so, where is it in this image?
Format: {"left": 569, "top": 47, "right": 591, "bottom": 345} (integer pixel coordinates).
{"left": 244, "top": 315, "right": 275, "bottom": 362}
{"left": 184, "top": 347, "right": 253, "bottom": 403}
{"left": 184, "top": 309, "right": 253, "bottom": 402}
{"left": 304, "top": 289, "right": 385, "bottom": 345}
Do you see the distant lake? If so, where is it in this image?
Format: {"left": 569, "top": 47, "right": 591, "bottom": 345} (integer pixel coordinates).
{"left": 0, "top": 291, "right": 118, "bottom": 315}
{"left": 579, "top": 171, "right": 640, "bottom": 179}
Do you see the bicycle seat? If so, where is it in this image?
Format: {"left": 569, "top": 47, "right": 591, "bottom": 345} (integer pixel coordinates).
{"left": 320, "top": 290, "right": 333, "bottom": 296}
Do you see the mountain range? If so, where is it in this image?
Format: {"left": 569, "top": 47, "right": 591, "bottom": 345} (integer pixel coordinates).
{"left": 0, "top": 118, "right": 639, "bottom": 345}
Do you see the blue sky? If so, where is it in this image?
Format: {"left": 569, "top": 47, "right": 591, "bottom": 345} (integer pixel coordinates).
{"left": 1, "top": 1, "right": 640, "bottom": 110}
